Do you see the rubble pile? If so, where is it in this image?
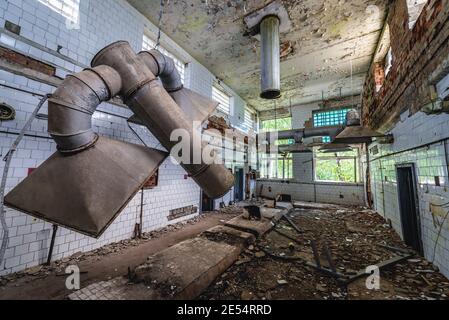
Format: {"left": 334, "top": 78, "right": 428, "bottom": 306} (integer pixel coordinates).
{"left": 200, "top": 205, "right": 449, "bottom": 300}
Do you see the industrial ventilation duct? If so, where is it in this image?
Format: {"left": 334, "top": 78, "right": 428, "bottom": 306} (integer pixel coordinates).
{"left": 243, "top": 0, "right": 292, "bottom": 100}
{"left": 5, "top": 41, "right": 234, "bottom": 238}
{"left": 262, "top": 109, "right": 388, "bottom": 148}
{"left": 260, "top": 15, "right": 281, "bottom": 99}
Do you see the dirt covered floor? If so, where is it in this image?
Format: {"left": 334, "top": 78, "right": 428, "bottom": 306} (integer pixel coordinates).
{"left": 0, "top": 211, "right": 240, "bottom": 300}
{"left": 200, "top": 203, "right": 449, "bottom": 300}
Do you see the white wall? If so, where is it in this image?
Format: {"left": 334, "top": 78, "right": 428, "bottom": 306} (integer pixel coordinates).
{"left": 0, "top": 0, "right": 248, "bottom": 275}
{"left": 369, "top": 110, "right": 449, "bottom": 278}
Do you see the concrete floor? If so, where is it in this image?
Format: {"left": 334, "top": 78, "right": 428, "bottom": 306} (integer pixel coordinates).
{"left": 1, "top": 203, "right": 448, "bottom": 300}
{"left": 0, "top": 212, "right": 237, "bottom": 300}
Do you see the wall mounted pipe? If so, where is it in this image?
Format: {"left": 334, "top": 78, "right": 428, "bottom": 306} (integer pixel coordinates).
{"left": 92, "top": 41, "right": 234, "bottom": 199}
{"left": 260, "top": 15, "right": 281, "bottom": 99}
{"left": 48, "top": 66, "right": 122, "bottom": 152}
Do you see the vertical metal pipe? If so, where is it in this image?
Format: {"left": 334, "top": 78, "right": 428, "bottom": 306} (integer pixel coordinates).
{"left": 46, "top": 224, "right": 58, "bottom": 265}
{"left": 260, "top": 15, "right": 281, "bottom": 99}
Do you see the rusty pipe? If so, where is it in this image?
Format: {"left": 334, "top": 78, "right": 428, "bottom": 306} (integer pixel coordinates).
{"left": 138, "top": 50, "right": 219, "bottom": 126}
{"left": 138, "top": 50, "right": 183, "bottom": 92}
{"left": 48, "top": 66, "right": 122, "bottom": 152}
{"left": 92, "top": 41, "right": 234, "bottom": 198}
{"left": 265, "top": 125, "right": 344, "bottom": 143}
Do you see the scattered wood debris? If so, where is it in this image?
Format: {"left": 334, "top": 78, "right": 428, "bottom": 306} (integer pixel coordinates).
{"left": 200, "top": 205, "right": 449, "bottom": 300}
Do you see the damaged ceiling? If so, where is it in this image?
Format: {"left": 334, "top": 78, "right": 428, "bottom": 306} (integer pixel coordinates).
{"left": 126, "top": 0, "right": 388, "bottom": 111}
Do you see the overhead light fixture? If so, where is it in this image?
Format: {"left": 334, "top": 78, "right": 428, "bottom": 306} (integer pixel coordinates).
{"left": 333, "top": 109, "right": 387, "bottom": 144}
{"left": 319, "top": 143, "right": 353, "bottom": 153}
{"left": 278, "top": 143, "right": 312, "bottom": 154}
{"left": 333, "top": 126, "right": 385, "bottom": 144}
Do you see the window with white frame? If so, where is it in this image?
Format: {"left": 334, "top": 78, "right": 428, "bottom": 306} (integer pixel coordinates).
{"left": 142, "top": 34, "right": 186, "bottom": 84}
{"left": 242, "top": 107, "right": 255, "bottom": 132}
{"left": 314, "top": 148, "right": 360, "bottom": 183}
{"left": 259, "top": 154, "right": 293, "bottom": 180}
{"left": 212, "top": 85, "right": 231, "bottom": 115}
{"left": 38, "top": 0, "right": 80, "bottom": 23}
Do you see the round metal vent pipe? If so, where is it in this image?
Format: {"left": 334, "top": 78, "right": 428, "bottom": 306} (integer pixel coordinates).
{"left": 138, "top": 50, "right": 183, "bottom": 92}
{"left": 92, "top": 41, "right": 234, "bottom": 199}
{"left": 260, "top": 15, "right": 281, "bottom": 100}
{"left": 48, "top": 66, "right": 122, "bottom": 152}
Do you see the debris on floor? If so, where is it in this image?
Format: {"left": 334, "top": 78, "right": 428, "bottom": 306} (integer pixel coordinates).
{"left": 199, "top": 204, "right": 449, "bottom": 300}
{"left": 0, "top": 212, "right": 233, "bottom": 288}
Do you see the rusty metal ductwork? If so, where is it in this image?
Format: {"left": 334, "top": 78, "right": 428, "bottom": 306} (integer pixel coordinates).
{"left": 92, "top": 41, "right": 234, "bottom": 199}
{"left": 138, "top": 50, "right": 183, "bottom": 92}
{"left": 266, "top": 125, "right": 344, "bottom": 143}
{"left": 138, "top": 50, "right": 218, "bottom": 124}
{"left": 5, "top": 63, "right": 168, "bottom": 238}
{"left": 48, "top": 65, "right": 122, "bottom": 152}
{"left": 5, "top": 41, "right": 235, "bottom": 237}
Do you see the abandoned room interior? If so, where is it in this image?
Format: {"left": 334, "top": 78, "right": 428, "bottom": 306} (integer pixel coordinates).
{"left": 0, "top": 0, "right": 448, "bottom": 303}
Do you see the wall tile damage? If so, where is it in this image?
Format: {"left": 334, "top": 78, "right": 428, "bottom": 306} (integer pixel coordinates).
{"left": 362, "top": 0, "right": 449, "bottom": 278}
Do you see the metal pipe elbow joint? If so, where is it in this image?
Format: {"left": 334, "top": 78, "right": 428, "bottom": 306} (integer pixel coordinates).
{"left": 92, "top": 41, "right": 234, "bottom": 199}
{"left": 48, "top": 65, "right": 122, "bottom": 152}
{"left": 138, "top": 49, "right": 183, "bottom": 92}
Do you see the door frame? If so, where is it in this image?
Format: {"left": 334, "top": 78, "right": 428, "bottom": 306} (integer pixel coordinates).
{"left": 234, "top": 166, "right": 245, "bottom": 202}
{"left": 395, "top": 163, "right": 423, "bottom": 254}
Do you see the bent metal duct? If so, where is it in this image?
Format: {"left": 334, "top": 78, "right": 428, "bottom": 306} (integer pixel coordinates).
{"left": 4, "top": 41, "right": 234, "bottom": 238}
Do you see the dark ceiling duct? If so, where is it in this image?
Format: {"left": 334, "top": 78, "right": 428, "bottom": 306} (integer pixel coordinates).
{"left": 92, "top": 41, "right": 234, "bottom": 199}
{"left": 333, "top": 126, "right": 386, "bottom": 144}
{"left": 260, "top": 15, "right": 281, "bottom": 100}
{"left": 5, "top": 65, "right": 167, "bottom": 238}
{"left": 319, "top": 143, "right": 353, "bottom": 153}
{"left": 278, "top": 143, "right": 312, "bottom": 154}
{"left": 266, "top": 125, "right": 344, "bottom": 143}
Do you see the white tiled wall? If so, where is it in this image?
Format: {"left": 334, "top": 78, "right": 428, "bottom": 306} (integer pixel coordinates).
{"left": 257, "top": 179, "right": 365, "bottom": 206}
{"left": 369, "top": 110, "right": 449, "bottom": 278}
{"left": 256, "top": 101, "right": 366, "bottom": 207}
{"left": 0, "top": 0, "right": 247, "bottom": 275}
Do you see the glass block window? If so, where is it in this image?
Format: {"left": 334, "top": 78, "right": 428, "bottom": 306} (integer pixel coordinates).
{"left": 313, "top": 108, "right": 351, "bottom": 142}
{"left": 142, "top": 34, "right": 186, "bottom": 84}
{"left": 38, "top": 0, "right": 80, "bottom": 23}
{"left": 212, "top": 85, "right": 231, "bottom": 115}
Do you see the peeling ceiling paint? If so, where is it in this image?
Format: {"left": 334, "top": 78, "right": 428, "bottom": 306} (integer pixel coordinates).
{"left": 127, "top": 0, "right": 388, "bottom": 111}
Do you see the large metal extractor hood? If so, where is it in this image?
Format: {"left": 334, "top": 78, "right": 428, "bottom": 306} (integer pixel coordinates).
{"left": 5, "top": 41, "right": 234, "bottom": 238}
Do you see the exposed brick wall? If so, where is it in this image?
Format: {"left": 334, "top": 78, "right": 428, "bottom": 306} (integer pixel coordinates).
{"left": 361, "top": 0, "right": 449, "bottom": 278}
{"left": 362, "top": 0, "right": 449, "bottom": 131}
{"left": 0, "top": 46, "right": 55, "bottom": 76}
